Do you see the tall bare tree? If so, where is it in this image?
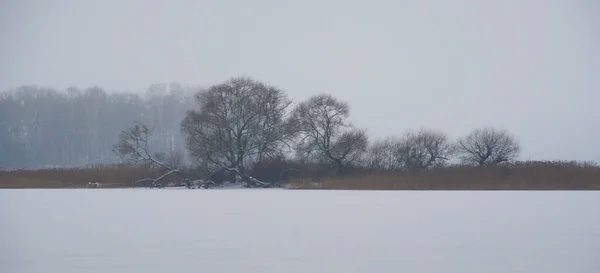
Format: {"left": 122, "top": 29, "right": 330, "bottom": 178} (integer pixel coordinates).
{"left": 400, "top": 128, "right": 453, "bottom": 171}
{"left": 180, "top": 77, "right": 295, "bottom": 186}
{"left": 292, "top": 94, "right": 368, "bottom": 175}
{"left": 456, "top": 127, "right": 520, "bottom": 165}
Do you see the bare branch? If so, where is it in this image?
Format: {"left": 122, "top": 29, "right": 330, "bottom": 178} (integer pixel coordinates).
{"left": 291, "top": 94, "right": 367, "bottom": 174}
{"left": 456, "top": 127, "right": 520, "bottom": 165}
{"left": 112, "top": 121, "right": 175, "bottom": 170}
{"left": 113, "top": 121, "right": 186, "bottom": 188}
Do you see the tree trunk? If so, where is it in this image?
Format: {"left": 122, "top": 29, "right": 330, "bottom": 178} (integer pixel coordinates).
{"left": 334, "top": 159, "right": 344, "bottom": 176}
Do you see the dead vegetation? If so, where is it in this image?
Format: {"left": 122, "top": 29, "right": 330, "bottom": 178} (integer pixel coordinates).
{"left": 0, "top": 165, "right": 150, "bottom": 188}
{"left": 2, "top": 160, "right": 599, "bottom": 190}
{"left": 288, "top": 161, "right": 600, "bottom": 190}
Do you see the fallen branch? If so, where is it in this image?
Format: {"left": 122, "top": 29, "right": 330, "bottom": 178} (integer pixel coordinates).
{"left": 133, "top": 169, "right": 184, "bottom": 188}
{"left": 221, "top": 166, "right": 271, "bottom": 188}
{"left": 198, "top": 179, "right": 217, "bottom": 189}
{"left": 151, "top": 169, "right": 181, "bottom": 187}
{"left": 133, "top": 178, "right": 153, "bottom": 184}
{"left": 248, "top": 176, "right": 270, "bottom": 187}
{"left": 115, "top": 121, "right": 190, "bottom": 188}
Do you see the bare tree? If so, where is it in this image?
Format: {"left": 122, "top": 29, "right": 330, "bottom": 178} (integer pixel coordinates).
{"left": 180, "top": 77, "right": 295, "bottom": 187}
{"left": 364, "top": 129, "right": 451, "bottom": 172}
{"left": 456, "top": 127, "right": 520, "bottom": 165}
{"left": 292, "top": 94, "right": 368, "bottom": 175}
{"left": 400, "top": 128, "right": 453, "bottom": 171}
{"left": 364, "top": 137, "right": 404, "bottom": 171}
{"left": 113, "top": 121, "right": 183, "bottom": 187}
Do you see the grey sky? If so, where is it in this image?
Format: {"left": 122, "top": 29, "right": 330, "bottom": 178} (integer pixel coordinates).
{"left": 1, "top": 0, "right": 598, "bottom": 161}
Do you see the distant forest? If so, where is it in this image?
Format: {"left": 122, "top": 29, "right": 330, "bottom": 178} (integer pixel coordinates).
{"left": 0, "top": 83, "right": 199, "bottom": 168}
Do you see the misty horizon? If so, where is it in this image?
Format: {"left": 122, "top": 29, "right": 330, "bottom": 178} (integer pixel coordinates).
{"left": 1, "top": 0, "right": 599, "bottom": 162}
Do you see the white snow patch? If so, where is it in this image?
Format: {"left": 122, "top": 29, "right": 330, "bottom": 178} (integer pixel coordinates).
{"left": 1, "top": 190, "right": 599, "bottom": 273}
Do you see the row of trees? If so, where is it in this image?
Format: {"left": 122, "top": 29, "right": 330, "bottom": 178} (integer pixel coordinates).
{"left": 113, "top": 77, "right": 520, "bottom": 187}
{"left": 0, "top": 83, "right": 200, "bottom": 168}
{"left": 365, "top": 127, "right": 520, "bottom": 171}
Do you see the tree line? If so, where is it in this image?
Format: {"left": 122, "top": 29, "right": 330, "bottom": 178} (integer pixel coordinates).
{"left": 112, "top": 77, "right": 521, "bottom": 187}
{"left": 0, "top": 83, "right": 200, "bottom": 168}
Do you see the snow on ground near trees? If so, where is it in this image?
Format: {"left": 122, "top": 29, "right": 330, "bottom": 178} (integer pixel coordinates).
{"left": 1, "top": 189, "right": 599, "bottom": 273}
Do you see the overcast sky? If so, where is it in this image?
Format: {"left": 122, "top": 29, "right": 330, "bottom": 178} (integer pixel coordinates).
{"left": 1, "top": 0, "right": 598, "bottom": 161}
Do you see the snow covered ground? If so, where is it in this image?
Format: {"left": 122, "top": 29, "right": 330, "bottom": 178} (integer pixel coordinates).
{"left": 1, "top": 189, "right": 599, "bottom": 273}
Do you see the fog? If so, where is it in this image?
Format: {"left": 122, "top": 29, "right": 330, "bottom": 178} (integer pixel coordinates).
{"left": 1, "top": 0, "right": 599, "bottom": 163}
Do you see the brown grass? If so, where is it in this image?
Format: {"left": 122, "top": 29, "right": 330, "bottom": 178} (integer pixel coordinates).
{"left": 0, "top": 165, "right": 151, "bottom": 188}
{"left": 2, "top": 160, "right": 599, "bottom": 190}
{"left": 288, "top": 161, "right": 600, "bottom": 190}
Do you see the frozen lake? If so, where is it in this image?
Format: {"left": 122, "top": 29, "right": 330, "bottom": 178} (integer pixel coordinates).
{"left": 1, "top": 189, "right": 599, "bottom": 273}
